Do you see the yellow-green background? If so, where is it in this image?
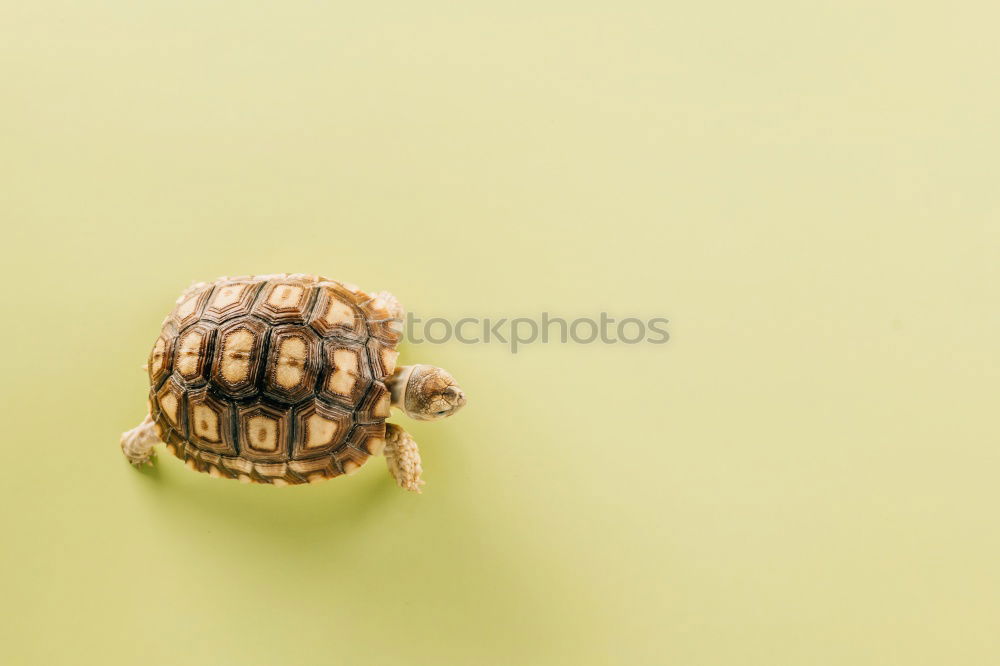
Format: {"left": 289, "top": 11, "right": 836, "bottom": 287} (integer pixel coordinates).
{"left": 2, "top": 2, "right": 998, "bottom": 664}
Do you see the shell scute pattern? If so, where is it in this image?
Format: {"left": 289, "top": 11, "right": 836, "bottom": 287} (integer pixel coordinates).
{"left": 147, "top": 322, "right": 177, "bottom": 390}
{"left": 262, "top": 324, "right": 322, "bottom": 403}
{"left": 309, "top": 282, "right": 367, "bottom": 339}
{"left": 236, "top": 401, "right": 290, "bottom": 463}
{"left": 174, "top": 323, "right": 215, "bottom": 386}
{"left": 291, "top": 400, "right": 353, "bottom": 458}
{"left": 211, "top": 317, "right": 269, "bottom": 398}
{"left": 148, "top": 274, "right": 397, "bottom": 484}
{"left": 185, "top": 387, "right": 238, "bottom": 456}
{"left": 252, "top": 278, "right": 317, "bottom": 325}
{"left": 200, "top": 278, "right": 264, "bottom": 324}
{"left": 317, "top": 340, "right": 372, "bottom": 408}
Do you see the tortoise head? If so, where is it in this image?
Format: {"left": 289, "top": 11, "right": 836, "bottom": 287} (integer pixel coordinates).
{"left": 388, "top": 364, "right": 467, "bottom": 421}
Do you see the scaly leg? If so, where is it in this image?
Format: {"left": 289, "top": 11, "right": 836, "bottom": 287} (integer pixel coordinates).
{"left": 384, "top": 423, "right": 425, "bottom": 493}
{"left": 374, "top": 291, "right": 404, "bottom": 323}
{"left": 120, "top": 413, "right": 160, "bottom": 466}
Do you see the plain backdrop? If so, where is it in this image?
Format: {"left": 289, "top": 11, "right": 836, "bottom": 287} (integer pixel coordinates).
{"left": 1, "top": 2, "right": 998, "bottom": 665}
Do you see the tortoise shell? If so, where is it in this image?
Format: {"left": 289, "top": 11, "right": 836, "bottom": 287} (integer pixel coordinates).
{"left": 147, "top": 274, "right": 402, "bottom": 485}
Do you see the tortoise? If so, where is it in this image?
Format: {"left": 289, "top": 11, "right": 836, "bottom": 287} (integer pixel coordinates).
{"left": 120, "top": 274, "right": 466, "bottom": 492}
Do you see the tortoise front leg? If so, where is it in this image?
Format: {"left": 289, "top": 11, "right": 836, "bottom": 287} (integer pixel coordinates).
{"left": 373, "top": 290, "right": 404, "bottom": 323}
{"left": 120, "top": 413, "right": 160, "bottom": 467}
{"left": 383, "top": 423, "right": 424, "bottom": 493}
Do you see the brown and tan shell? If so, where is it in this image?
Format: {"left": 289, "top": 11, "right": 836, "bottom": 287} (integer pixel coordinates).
{"left": 147, "top": 274, "right": 401, "bottom": 485}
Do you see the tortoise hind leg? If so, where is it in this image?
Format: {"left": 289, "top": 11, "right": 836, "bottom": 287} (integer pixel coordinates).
{"left": 384, "top": 423, "right": 424, "bottom": 493}
{"left": 120, "top": 413, "right": 160, "bottom": 467}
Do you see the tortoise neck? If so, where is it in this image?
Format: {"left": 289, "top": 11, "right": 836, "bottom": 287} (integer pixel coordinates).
{"left": 387, "top": 365, "right": 418, "bottom": 412}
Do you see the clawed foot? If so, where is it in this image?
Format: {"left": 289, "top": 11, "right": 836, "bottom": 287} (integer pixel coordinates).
{"left": 121, "top": 415, "right": 160, "bottom": 467}
{"left": 384, "top": 423, "right": 425, "bottom": 493}
{"left": 124, "top": 448, "right": 156, "bottom": 468}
